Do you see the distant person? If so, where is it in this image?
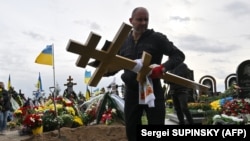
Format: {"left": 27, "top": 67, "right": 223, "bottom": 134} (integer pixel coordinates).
{"left": 168, "top": 63, "right": 194, "bottom": 125}
{"left": 0, "top": 82, "right": 11, "bottom": 135}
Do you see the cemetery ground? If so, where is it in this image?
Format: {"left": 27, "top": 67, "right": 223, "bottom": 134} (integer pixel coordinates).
{"left": 5, "top": 82, "right": 250, "bottom": 140}
{"left": 3, "top": 104, "right": 250, "bottom": 141}
{"left": 2, "top": 108, "right": 177, "bottom": 141}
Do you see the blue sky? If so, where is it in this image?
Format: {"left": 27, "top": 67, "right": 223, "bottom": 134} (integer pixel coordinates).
{"left": 1, "top": 0, "right": 250, "bottom": 98}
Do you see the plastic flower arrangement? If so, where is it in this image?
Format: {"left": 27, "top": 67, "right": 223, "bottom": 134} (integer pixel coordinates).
{"left": 221, "top": 98, "right": 250, "bottom": 116}
{"left": 210, "top": 96, "right": 233, "bottom": 111}
{"left": 101, "top": 108, "right": 117, "bottom": 125}
{"left": 7, "top": 121, "right": 17, "bottom": 129}
{"left": 72, "top": 116, "right": 83, "bottom": 127}
{"left": 14, "top": 109, "right": 23, "bottom": 118}
{"left": 65, "top": 106, "right": 76, "bottom": 116}
{"left": 60, "top": 114, "right": 74, "bottom": 127}
{"left": 188, "top": 102, "right": 211, "bottom": 112}
{"left": 83, "top": 103, "right": 98, "bottom": 125}
{"left": 81, "top": 92, "right": 125, "bottom": 125}
{"left": 14, "top": 106, "right": 35, "bottom": 125}
{"left": 42, "top": 110, "right": 64, "bottom": 132}
{"left": 82, "top": 95, "right": 104, "bottom": 125}
{"left": 23, "top": 113, "right": 43, "bottom": 129}
{"left": 16, "top": 106, "right": 33, "bottom": 117}
{"left": 42, "top": 96, "right": 84, "bottom": 128}
{"left": 212, "top": 114, "right": 245, "bottom": 125}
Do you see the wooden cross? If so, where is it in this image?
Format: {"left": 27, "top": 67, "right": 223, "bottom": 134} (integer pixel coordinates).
{"left": 66, "top": 22, "right": 209, "bottom": 92}
{"left": 64, "top": 75, "right": 77, "bottom": 87}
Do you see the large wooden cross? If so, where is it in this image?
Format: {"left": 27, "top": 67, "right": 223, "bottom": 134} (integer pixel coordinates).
{"left": 66, "top": 22, "right": 209, "bottom": 92}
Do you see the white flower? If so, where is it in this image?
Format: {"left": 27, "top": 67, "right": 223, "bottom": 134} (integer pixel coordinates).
{"left": 111, "top": 108, "right": 116, "bottom": 114}
{"left": 212, "top": 115, "right": 221, "bottom": 121}
{"left": 30, "top": 117, "right": 35, "bottom": 123}
{"left": 197, "top": 109, "right": 203, "bottom": 113}
{"left": 221, "top": 114, "right": 230, "bottom": 119}
{"left": 231, "top": 116, "right": 243, "bottom": 122}
{"left": 244, "top": 98, "right": 250, "bottom": 103}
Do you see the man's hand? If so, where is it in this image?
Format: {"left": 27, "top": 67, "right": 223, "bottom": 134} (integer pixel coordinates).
{"left": 149, "top": 64, "right": 164, "bottom": 79}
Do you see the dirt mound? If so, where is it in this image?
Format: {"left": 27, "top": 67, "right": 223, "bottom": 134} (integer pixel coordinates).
{"left": 22, "top": 124, "right": 127, "bottom": 141}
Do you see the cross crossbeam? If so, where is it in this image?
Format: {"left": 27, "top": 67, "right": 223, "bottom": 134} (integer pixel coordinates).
{"left": 66, "top": 22, "right": 209, "bottom": 92}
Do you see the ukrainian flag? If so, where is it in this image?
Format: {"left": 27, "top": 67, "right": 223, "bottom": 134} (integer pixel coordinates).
{"left": 85, "top": 86, "right": 91, "bottom": 101}
{"left": 84, "top": 70, "right": 91, "bottom": 84}
{"left": 37, "top": 72, "right": 43, "bottom": 91}
{"left": 35, "top": 45, "right": 53, "bottom": 66}
{"left": 8, "top": 74, "right": 11, "bottom": 91}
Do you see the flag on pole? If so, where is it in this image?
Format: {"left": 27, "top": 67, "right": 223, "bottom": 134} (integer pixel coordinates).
{"left": 8, "top": 74, "right": 11, "bottom": 91}
{"left": 85, "top": 86, "right": 91, "bottom": 101}
{"left": 35, "top": 45, "right": 53, "bottom": 66}
{"left": 36, "top": 72, "right": 43, "bottom": 91}
{"left": 84, "top": 70, "right": 91, "bottom": 84}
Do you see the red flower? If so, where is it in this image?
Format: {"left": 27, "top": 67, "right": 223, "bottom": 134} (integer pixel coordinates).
{"left": 100, "top": 108, "right": 116, "bottom": 125}
{"left": 23, "top": 113, "right": 43, "bottom": 129}
{"left": 221, "top": 98, "right": 250, "bottom": 116}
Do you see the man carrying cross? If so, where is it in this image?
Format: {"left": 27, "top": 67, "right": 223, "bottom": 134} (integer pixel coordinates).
{"left": 104, "top": 7, "right": 185, "bottom": 141}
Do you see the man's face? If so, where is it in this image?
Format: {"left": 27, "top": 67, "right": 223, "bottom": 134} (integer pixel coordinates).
{"left": 130, "top": 9, "right": 149, "bottom": 34}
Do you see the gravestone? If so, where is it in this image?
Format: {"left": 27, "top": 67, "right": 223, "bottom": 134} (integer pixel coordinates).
{"left": 236, "top": 60, "right": 250, "bottom": 98}
{"left": 199, "top": 75, "right": 217, "bottom": 96}
{"left": 224, "top": 73, "right": 237, "bottom": 90}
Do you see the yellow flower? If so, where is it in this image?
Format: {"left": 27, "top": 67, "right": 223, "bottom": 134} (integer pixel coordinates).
{"left": 44, "top": 99, "right": 53, "bottom": 107}
{"left": 7, "top": 121, "right": 17, "bottom": 129}
{"left": 14, "top": 109, "right": 22, "bottom": 115}
{"left": 48, "top": 104, "right": 63, "bottom": 111}
{"left": 65, "top": 106, "right": 75, "bottom": 116}
{"left": 34, "top": 106, "right": 44, "bottom": 113}
{"left": 210, "top": 100, "right": 221, "bottom": 110}
{"left": 73, "top": 116, "right": 83, "bottom": 126}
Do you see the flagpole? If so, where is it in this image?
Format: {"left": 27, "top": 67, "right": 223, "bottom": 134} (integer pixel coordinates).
{"left": 52, "top": 44, "right": 61, "bottom": 138}
{"left": 35, "top": 44, "right": 60, "bottom": 136}
{"left": 52, "top": 44, "right": 56, "bottom": 96}
{"left": 86, "top": 85, "right": 88, "bottom": 100}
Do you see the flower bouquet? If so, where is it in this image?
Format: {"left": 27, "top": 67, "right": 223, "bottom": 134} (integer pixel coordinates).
{"left": 209, "top": 98, "right": 250, "bottom": 125}
{"left": 81, "top": 92, "right": 125, "bottom": 125}
{"left": 188, "top": 102, "right": 212, "bottom": 117}
{"left": 212, "top": 114, "right": 246, "bottom": 125}
{"left": 60, "top": 114, "right": 74, "bottom": 127}
{"left": 43, "top": 96, "right": 83, "bottom": 129}
{"left": 100, "top": 108, "right": 117, "bottom": 125}
{"left": 22, "top": 112, "right": 43, "bottom": 135}
{"left": 221, "top": 98, "right": 250, "bottom": 116}
{"left": 23, "top": 113, "right": 43, "bottom": 130}
{"left": 42, "top": 110, "right": 63, "bottom": 132}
